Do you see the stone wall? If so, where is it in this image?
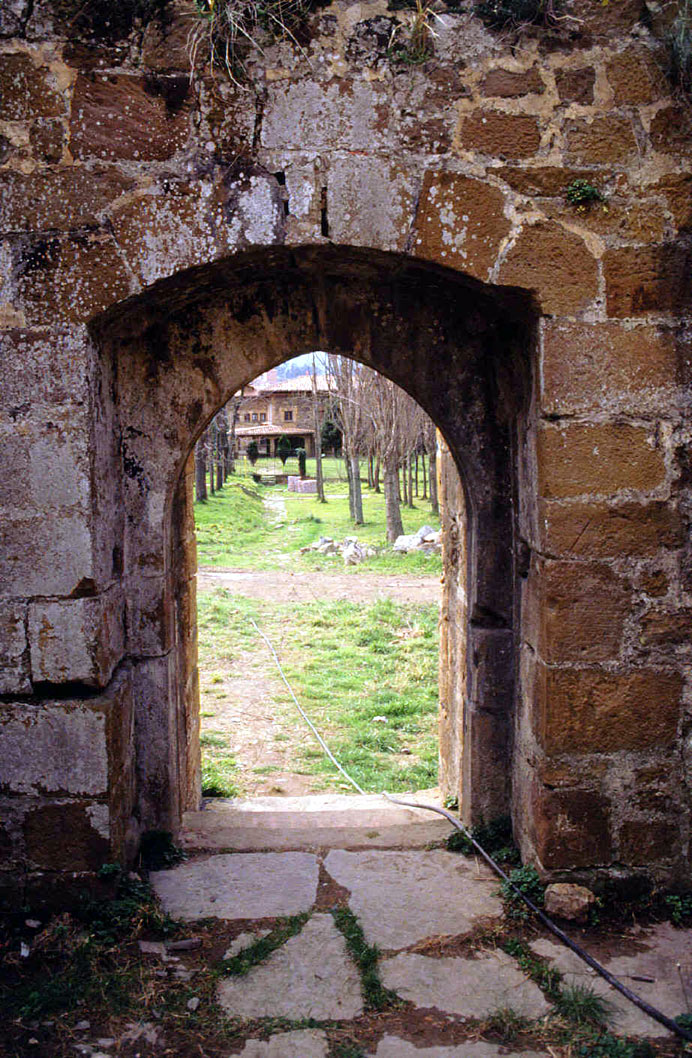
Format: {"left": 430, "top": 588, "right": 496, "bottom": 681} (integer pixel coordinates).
{"left": 1, "top": 0, "right": 691, "bottom": 899}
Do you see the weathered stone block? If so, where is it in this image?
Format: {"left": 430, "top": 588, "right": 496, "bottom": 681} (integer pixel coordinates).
{"left": 0, "top": 168, "right": 133, "bottom": 234}
{"left": 0, "top": 329, "right": 91, "bottom": 413}
{"left": 534, "top": 663, "right": 682, "bottom": 753}
{"left": 480, "top": 66, "right": 544, "bottom": 97}
{"left": 497, "top": 166, "right": 593, "bottom": 197}
{"left": 603, "top": 244, "right": 692, "bottom": 318}
{"left": 0, "top": 701, "right": 108, "bottom": 796}
{"left": 0, "top": 52, "right": 64, "bottom": 121}
{"left": 524, "top": 558, "right": 630, "bottom": 664}
{"left": 262, "top": 79, "right": 393, "bottom": 152}
{"left": 555, "top": 67, "right": 595, "bottom": 104}
{"left": 14, "top": 231, "right": 131, "bottom": 326}
{"left": 111, "top": 187, "right": 224, "bottom": 287}
{"left": 639, "top": 608, "right": 692, "bottom": 647}
{"left": 654, "top": 172, "right": 692, "bottom": 231}
{"left": 457, "top": 109, "right": 540, "bottom": 159}
{"left": 326, "top": 156, "right": 416, "bottom": 254}
{"left": 141, "top": 1, "right": 193, "bottom": 71}
{"left": 0, "top": 602, "right": 30, "bottom": 695}
{"left": 0, "top": 513, "right": 95, "bottom": 597}
{"left": 126, "top": 574, "right": 174, "bottom": 656}
{"left": 498, "top": 221, "right": 598, "bottom": 316}
{"left": 29, "top": 591, "right": 124, "bottom": 688}
{"left": 541, "top": 320, "right": 679, "bottom": 415}
{"left": 29, "top": 117, "right": 65, "bottom": 163}
{"left": 413, "top": 171, "right": 510, "bottom": 278}
{"left": 201, "top": 78, "right": 256, "bottom": 160}
{"left": 69, "top": 73, "right": 191, "bottom": 161}
{"left": 564, "top": 116, "right": 638, "bottom": 165}
{"left": 532, "top": 784, "right": 613, "bottom": 869}
{"left": 539, "top": 500, "right": 683, "bottom": 559}
{"left": 606, "top": 47, "right": 667, "bottom": 105}
{"left": 537, "top": 423, "right": 666, "bottom": 499}
{"left": 650, "top": 104, "right": 692, "bottom": 156}
{"left": 24, "top": 800, "right": 109, "bottom": 871}
{"left": 618, "top": 821, "right": 680, "bottom": 866}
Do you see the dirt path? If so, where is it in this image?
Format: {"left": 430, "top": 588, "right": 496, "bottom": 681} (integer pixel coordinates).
{"left": 198, "top": 567, "right": 441, "bottom": 605}
{"left": 198, "top": 567, "right": 441, "bottom": 798}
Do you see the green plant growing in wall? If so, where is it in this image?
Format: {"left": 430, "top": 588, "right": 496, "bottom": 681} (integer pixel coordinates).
{"left": 190, "top": 0, "right": 315, "bottom": 83}
{"left": 296, "top": 447, "right": 307, "bottom": 478}
{"left": 565, "top": 179, "right": 607, "bottom": 212}
{"left": 246, "top": 440, "right": 259, "bottom": 465}
{"left": 388, "top": 0, "right": 436, "bottom": 64}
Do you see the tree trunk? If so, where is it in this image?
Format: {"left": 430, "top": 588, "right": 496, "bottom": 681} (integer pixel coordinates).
{"left": 209, "top": 426, "right": 215, "bottom": 496}
{"left": 384, "top": 462, "right": 404, "bottom": 542}
{"left": 311, "top": 359, "right": 326, "bottom": 503}
{"left": 367, "top": 456, "right": 374, "bottom": 489}
{"left": 228, "top": 392, "right": 242, "bottom": 473}
{"left": 350, "top": 455, "right": 364, "bottom": 525}
{"left": 195, "top": 438, "right": 207, "bottom": 502}
{"left": 407, "top": 454, "right": 414, "bottom": 509}
{"left": 374, "top": 459, "right": 381, "bottom": 493}
{"left": 400, "top": 464, "right": 407, "bottom": 506}
{"left": 421, "top": 452, "right": 427, "bottom": 500}
{"left": 345, "top": 455, "right": 355, "bottom": 520}
{"left": 415, "top": 453, "right": 419, "bottom": 498}
{"left": 429, "top": 444, "right": 439, "bottom": 514}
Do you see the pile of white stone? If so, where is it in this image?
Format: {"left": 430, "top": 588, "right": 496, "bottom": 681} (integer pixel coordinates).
{"left": 287, "top": 476, "right": 318, "bottom": 493}
{"left": 301, "top": 536, "right": 377, "bottom": 565}
{"left": 392, "top": 525, "right": 441, "bottom": 554}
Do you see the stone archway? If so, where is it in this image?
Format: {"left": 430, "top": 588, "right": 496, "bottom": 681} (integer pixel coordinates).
{"left": 94, "top": 245, "right": 534, "bottom": 852}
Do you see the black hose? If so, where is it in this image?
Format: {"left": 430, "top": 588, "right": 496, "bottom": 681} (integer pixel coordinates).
{"left": 385, "top": 794, "right": 692, "bottom": 1044}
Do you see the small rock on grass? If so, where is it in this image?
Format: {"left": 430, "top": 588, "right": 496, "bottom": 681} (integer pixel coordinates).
{"left": 166, "top": 936, "right": 202, "bottom": 951}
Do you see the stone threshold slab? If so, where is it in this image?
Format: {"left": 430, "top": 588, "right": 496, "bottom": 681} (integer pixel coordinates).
{"left": 182, "top": 792, "right": 452, "bottom": 851}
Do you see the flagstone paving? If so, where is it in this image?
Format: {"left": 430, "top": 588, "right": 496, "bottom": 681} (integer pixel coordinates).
{"left": 217, "top": 913, "right": 364, "bottom": 1020}
{"left": 372, "top": 1041, "right": 549, "bottom": 1057}
{"left": 530, "top": 923, "right": 692, "bottom": 1038}
{"left": 379, "top": 950, "right": 552, "bottom": 1020}
{"left": 323, "top": 848, "right": 502, "bottom": 949}
{"left": 150, "top": 851, "right": 319, "bottom": 919}
{"left": 143, "top": 806, "right": 692, "bottom": 1057}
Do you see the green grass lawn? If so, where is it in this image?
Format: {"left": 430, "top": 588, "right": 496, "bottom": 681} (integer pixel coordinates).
{"left": 197, "top": 589, "right": 440, "bottom": 796}
{"left": 194, "top": 458, "right": 442, "bottom": 574}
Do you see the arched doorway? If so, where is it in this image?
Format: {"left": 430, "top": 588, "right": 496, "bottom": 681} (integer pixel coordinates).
{"left": 93, "top": 244, "right": 535, "bottom": 856}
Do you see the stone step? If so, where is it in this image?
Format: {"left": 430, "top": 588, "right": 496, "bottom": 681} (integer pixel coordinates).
{"left": 182, "top": 791, "right": 452, "bottom": 851}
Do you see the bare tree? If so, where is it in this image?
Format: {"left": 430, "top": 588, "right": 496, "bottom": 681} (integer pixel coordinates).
{"left": 195, "top": 432, "right": 208, "bottom": 502}
{"left": 326, "top": 354, "right": 366, "bottom": 524}
{"left": 310, "top": 353, "right": 326, "bottom": 503}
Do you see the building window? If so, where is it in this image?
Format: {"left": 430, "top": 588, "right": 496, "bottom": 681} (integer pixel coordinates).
{"left": 260, "top": 412, "right": 266, "bottom": 422}
{"left": 284, "top": 410, "right": 293, "bottom": 421}
{"left": 244, "top": 414, "right": 251, "bottom": 422}
{"left": 252, "top": 413, "right": 258, "bottom": 422}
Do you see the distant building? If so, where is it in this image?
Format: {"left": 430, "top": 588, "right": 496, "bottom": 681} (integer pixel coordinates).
{"left": 232, "top": 370, "right": 333, "bottom": 458}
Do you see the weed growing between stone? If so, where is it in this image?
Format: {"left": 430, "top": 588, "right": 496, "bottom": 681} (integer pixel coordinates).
{"left": 500, "top": 864, "right": 546, "bottom": 921}
{"left": 332, "top": 908, "right": 401, "bottom": 1011}
{"left": 220, "top": 913, "right": 310, "bottom": 976}
{"left": 557, "top": 982, "right": 615, "bottom": 1028}
{"left": 565, "top": 178, "right": 608, "bottom": 211}
{"left": 446, "top": 814, "right": 521, "bottom": 866}
{"left": 190, "top": 0, "right": 319, "bottom": 82}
